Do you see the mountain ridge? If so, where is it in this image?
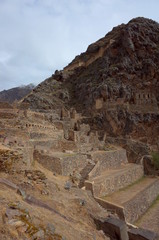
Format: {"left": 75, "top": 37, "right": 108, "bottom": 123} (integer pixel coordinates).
{"left": 0, "top": 84, "right": 35, "bottom": 103}
{"left": 21, "top": 17, "right": 159, "bottom": 150}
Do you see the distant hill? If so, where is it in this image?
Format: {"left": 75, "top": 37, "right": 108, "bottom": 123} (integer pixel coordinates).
{"left": 0, "top": 84, "right": 35, "bottom": 103}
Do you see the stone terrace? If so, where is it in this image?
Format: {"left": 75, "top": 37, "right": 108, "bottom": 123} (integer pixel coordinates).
{"left": 0, "top": 105, "right": 159, "bottom": 239}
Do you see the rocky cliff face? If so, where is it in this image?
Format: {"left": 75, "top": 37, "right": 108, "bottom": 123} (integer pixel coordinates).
{"left": 22, "top": 17, "right": 159, "bottom": 150}
{"left": 0, "top": 84, "right": 35, "bottom": 103}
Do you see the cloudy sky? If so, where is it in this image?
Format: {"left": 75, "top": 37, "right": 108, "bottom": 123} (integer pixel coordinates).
{"left": 0, "top": 0, "right": 159, "bottom": 91}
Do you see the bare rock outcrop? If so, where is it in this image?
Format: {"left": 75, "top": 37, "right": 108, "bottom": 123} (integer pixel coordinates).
{"left": 22, "top": 17, "right": 159, "bottom": 149}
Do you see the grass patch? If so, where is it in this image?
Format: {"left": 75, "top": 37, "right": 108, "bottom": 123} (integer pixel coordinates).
{"left": 135, "top": 194, "right": 159, "bottom": 225}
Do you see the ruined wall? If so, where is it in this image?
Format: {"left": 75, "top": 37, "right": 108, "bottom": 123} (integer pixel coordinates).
{"left": 94, "top": 90, "right": 158, "bottom": 113}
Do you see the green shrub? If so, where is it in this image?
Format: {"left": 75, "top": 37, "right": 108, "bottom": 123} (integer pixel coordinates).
{"left": 152, "top": 152, "right": 159, "bottom": 170}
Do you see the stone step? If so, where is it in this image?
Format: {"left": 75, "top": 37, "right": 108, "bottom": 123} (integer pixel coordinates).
{"left": 85, "top": 163, "right": 144, "bottom": 197}
{"left": 88, "top": 149, "right": 128, "bottom": 178}
{"left": 34, "top": 150, "right": 88, "bottom": 176}
{"left": 79, "top": 161, "right": 96, "bottom": 188}
{"left": 102, "top": 177, "right": 159, "bottom": 223}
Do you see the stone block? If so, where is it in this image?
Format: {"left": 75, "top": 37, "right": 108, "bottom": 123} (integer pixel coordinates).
{"left": 128, "top": 228, "right": 159, "bottom": 240}
{"left": 94, "top": 216, "right": 128, "bottom": 240}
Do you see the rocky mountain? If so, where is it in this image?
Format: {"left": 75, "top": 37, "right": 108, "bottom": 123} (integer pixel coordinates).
{"left": 0, "top": 84, "right": 35, "bottom": 103}
{"left": 22, "top": 17, "right": 159, "bottom": 151}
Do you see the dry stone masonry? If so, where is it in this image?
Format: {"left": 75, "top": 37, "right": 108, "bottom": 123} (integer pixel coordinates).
{"left": 0, "top": 102, "right": 158, "bottom": 240}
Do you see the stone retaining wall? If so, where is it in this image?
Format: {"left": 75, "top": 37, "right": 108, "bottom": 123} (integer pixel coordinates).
{"left": 90, "top": 164, "right": 144, "bottom": 197}
{"left": 34, "top": 150, "right": 88, "bottom": 175}
{"left": 94, "top": 197, "right": 125, "bottom": 221}
{"left": 124, "top": 179, "right": 159, "bottom": 223}
{"left": 89, "top": 149, "right": 128, "bottom": 178}
{"left": 34, "top": 150, "right": 62, "bottom": 174}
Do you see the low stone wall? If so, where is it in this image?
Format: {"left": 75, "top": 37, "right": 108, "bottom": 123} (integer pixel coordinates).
{"left": 30, "top": 132, "right": 49, "bottom": 139}
{"left": 94, "top": 197, "right": 125, "bottom": 221}
{"left": 89, "top": 149, "right": 128, "bottom": 178}
{"left": 124, "top": 178, "right": 159, "bottom": 223}
{"left": 0, "top": 111, "right": 17, "bottom": 119}
{"left": 77, "top": 143, "right": 94, "bottom": 153}
{"left": 32, "top": 139, "right": 59, "bottom": 151}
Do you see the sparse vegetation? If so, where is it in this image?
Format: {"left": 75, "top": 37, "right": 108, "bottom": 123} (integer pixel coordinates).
{"left": 152, "top": 152, "right": 159, "bottom": 170}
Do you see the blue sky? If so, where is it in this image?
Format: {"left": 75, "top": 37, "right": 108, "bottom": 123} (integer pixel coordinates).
{"left": 0, "top": 0, "right": 159, "bottom": 90}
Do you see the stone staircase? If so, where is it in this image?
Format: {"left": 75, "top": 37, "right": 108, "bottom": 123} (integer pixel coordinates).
{"left": 79, "top": 161, "right": 96, "bottom": 188}
{"left": 83, "top": 149, "right": 159, "bottom": 224}
{"left": 86, "top": 163, "right": 144, "bottom": 197}
{"left": 103, "top": 177, "right": 159, "bottom": 223}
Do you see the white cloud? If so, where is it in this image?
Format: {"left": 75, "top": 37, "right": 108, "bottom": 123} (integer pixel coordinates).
{"left": 0, "top": 0, "right": 159, "bottom": 90}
